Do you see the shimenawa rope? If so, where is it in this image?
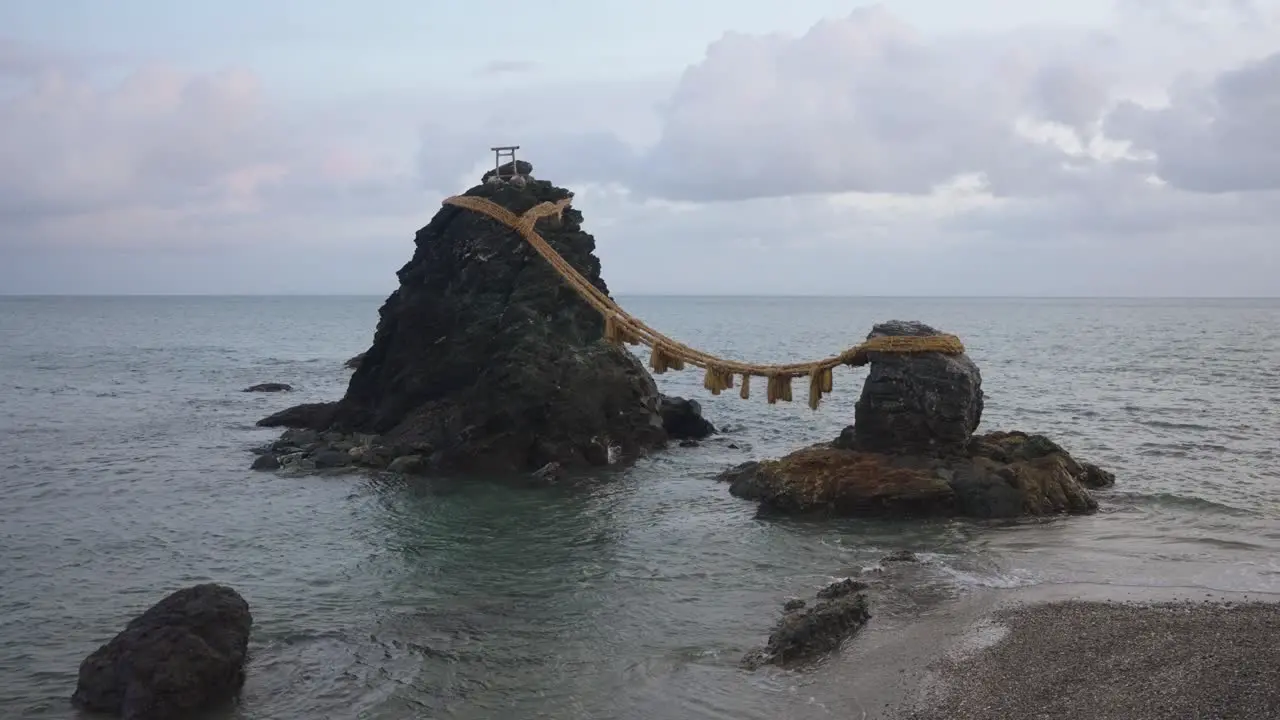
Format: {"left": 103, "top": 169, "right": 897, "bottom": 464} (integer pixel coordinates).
{"left": 442, "top": 194, "right": 965, "bottom": 410}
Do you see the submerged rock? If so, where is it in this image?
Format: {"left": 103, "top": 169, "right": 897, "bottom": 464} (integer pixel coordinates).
{"left": 243, "top": 382, "right": 292, "bottom": 393}
{"left": 659, "top": 395, "right": 716, "bottom": 440}
{"left": 742, "top": 578, "right": 872, "bottom": 669}
{"left": 72, "top": 584, "right": 252, "bottom": 720}
{"left": 881, "top": 550, "right": 920, "bottom": 563}
{"left": 259, "top": 164, "right": 667, "bottom": 474}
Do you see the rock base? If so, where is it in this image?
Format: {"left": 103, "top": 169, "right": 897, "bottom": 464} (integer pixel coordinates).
{"left": 253, "top": 394, "right": 716, "bottom": 475}
{"left": 720, "top": 430, "right": 1114, "bottom": 519}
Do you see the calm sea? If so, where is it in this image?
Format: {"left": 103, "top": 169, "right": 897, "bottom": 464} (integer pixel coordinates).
{"left": 1, "top": 295, "right": 1278, "bottom": 719}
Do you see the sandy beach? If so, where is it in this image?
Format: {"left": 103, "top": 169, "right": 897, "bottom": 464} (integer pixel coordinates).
{"left": 889, "top": 595, "right": 1280, "bottom": 720}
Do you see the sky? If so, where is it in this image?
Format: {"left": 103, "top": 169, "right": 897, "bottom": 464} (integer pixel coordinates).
{"left": 1, "top": 0, "right": 1278, "bottom": 296}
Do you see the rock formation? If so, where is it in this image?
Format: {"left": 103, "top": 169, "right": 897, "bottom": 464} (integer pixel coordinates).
{"left": 659, "top": 396, "right": 716, "bottom": 440}
{"left": 244, "top": 382, "right": 292, "bottom": 393}
{"left": 72, "top": 583, "right": 252, "bottom": 720}
{"left": 852, "top": 320, "right": 982, "bottom": 453}
{"left": 255, "top": 163, "right": 668, "bottom": 474}
{"left": 742, "top": 578, "right": 872, "bottom": 669}
{"left": 719, "top": 320, "right": 1115, "bottom": 519}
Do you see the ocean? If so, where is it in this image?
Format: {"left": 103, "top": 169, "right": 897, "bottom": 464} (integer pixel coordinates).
{"left": 1, "top": 295, "right": 1278, "bottom": 719}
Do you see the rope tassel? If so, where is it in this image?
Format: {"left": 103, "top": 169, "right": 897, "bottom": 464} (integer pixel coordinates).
{"left": 808, "top": 369, "right": 822, "bottom": 410}
{"left": 766, "top": 374, "right": 794, "bottom": 404}
{"left": 703, "top": 366, "right": 722, "bottom": 395}
{"left": 650, "top": 345, "right": 670, "bottom": 374}
{"left": 604, "top": 314, "right": 622, "bottom": 345}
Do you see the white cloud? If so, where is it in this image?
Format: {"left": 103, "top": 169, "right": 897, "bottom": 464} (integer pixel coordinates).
{"left": 2, "top": 2, "right": 1280, "bottom": 295}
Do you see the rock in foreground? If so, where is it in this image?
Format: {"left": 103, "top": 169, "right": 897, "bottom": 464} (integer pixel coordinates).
{"left": 72, "top": 584, "right": 252, "bottom": 720}
{"left": 259, "top": 165, "right": 668, "bottom": 474}
{"left": 742, "top": 578, "right": 872, "bottom": 669}
{"left": 722, "top": 431, "right": 1111, "bottom": 518}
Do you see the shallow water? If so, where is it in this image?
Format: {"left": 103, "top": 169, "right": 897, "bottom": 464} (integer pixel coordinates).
{"left": 1, "top": 295, "right": 1278, "bottom": 719}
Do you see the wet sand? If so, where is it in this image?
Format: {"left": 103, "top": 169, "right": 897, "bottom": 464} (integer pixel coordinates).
{"left": 887, "top": 588, "right": 1280, "bottom": 720}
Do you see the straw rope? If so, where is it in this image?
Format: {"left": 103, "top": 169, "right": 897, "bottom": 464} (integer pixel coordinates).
{"left": 442, "top": 193, "right": 965, "bottom": 410}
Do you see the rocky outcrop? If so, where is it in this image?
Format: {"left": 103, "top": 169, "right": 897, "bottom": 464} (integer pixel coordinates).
{"left": 482, "top": 159, "right": 533, "bottom": 182}
{"left": 257, "top": 164, "right": 667, "bottom": 474}
{"left": 718, "top": 320, "right": 1114, "bottom": 519}
{"left": 742, "top": 578, "right": 872, "bottom": 669}
{"left": 244, "top": 383, "right": 292, "bottom": 393}
{"left": 72, "top": 584, "right": 252, "bottom": 720}
{"left": 722, "top": 430, "right": 1104, "bottom": 518}
{"left": 659, "top": 395, "right": 716, "bottom": 440}
{"left": 344, "top": 353, "right": 365, "bottom": 370}
{"left": 257, "top": 402, "right": 337, "bottom": 429}
{"left": 852, "top": 320, "right": 983, "bottom": 453}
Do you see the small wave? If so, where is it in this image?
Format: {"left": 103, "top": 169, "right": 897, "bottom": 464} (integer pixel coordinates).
{"left": 1106, "top": 491, "right": 1260, "bottom": 517}
{"left": 934, "top": 565, "right": 1043, "bottom": 590}
{"left": 1138, "top": 419, "right": 1217, "bottom": 432}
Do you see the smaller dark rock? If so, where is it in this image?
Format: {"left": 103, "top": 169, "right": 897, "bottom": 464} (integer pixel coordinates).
{"left": 344, "top": 352, "right": 366, "bottom": 370}
{"left": 727, "top": 443, "right": 741, "bottom": 450}
{"left": 881, "top": 550, "right": 920, "bottom": 563}
{"left": 387, "top": 455, "right": 425, "bottom": 475}
{"left": 1079, "top": 461, "right": 1116, "bottom": 488}
{"left": 531, "top": 462, "right": 564, "bottom": 484}
{"left": 250, "top": 454, "right": 280, "bottom": 471}
{"left": 660, "top": 395, "right": 716, "bottom": 440}
{"left": 679, "top": 439, "right": 700, "bottom": 448}
{"left": 816, "top": 578, "right": 868, "bottom": 600}
{"left": 243, "top": 383, "right": 292, "bottom": 393}
{"left": 783, "top": 598, "right": 807, "bottom": 612}
{"left": 715, "top": 461, "right": 767, "bottom": 500}
{"left": 353, "top": 445, "right": 395, "bottom": 470}
{"left": 311, "top": 449, "right": 350, "bottom": 469}
{"left": 72, "top": 584, "right": 252, "bottom": 720}
{"left": 256, "top": 402, "right": 337, "bottom": 429}
{"left": 742, "top": 588, "right": 871, "bottom": 669}
{"left": 274, "top": 428, "right": 318, "bottom": 450}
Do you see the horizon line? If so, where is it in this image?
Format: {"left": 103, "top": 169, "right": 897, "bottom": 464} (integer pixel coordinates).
{"left": 3, "top": 293, "right": 1279, "bottom": 300}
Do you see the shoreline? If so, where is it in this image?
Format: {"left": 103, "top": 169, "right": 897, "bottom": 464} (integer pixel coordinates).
{"left": 840, "top": 583, "right": 1280, "bottom": 720}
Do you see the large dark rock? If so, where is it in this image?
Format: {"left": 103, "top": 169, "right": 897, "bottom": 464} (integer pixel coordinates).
{"left": 851, "top": 320, "right": 983, "bottom": 454}
{"left": 659, "top": 395, "right": 715, "bottom": 440}
{"left": 72, "top": 584, "right": 252, "bottom": 720}
{"left": 261, "top": 166, "right": 667, "bottom": 473}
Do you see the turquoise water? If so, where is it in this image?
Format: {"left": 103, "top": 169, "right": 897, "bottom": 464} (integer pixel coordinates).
{"left": 1, "top": 295, "right": 1278, "bottom": 719}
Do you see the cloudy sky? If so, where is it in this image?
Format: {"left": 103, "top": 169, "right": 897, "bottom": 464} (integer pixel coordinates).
{"left": 1, "top": 0, "right": 1278, "bottom": 295}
